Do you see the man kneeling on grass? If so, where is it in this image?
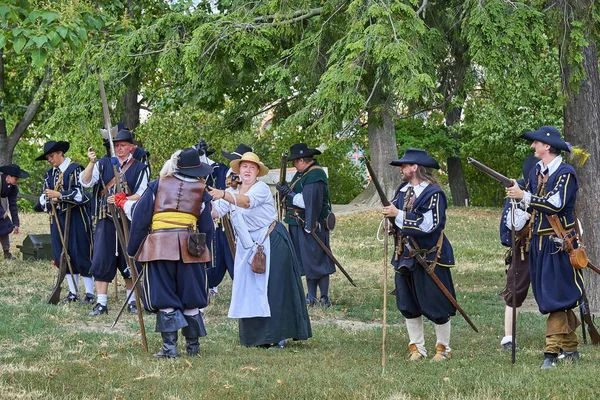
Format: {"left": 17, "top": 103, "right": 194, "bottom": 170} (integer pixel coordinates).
{"left": 383, "top": 148, "right": 456, "bottom": 361}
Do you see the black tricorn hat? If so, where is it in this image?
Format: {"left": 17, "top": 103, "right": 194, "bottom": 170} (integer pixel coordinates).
{"left": 390, "top": 148, "right": 440, "bottom": 169}
{"left": 521, "top": 126, "right": 571, "bottom": 152}
{"left": 113, "top": 129, "right": 134, "bottom": 144}
{"left": 0, "top": 164, "right": 30, "bottom": 179}
{"left": 221, "top": 143, "right": 253, "bottom": 161}
{"left": 287, "top": 143, "right": 322, "bottom": 161}
{"left": 36, "top": 140, "right": 70, "bottom": 161}
{"left": 177, "top": 148, "right": 214, "bottom": 178}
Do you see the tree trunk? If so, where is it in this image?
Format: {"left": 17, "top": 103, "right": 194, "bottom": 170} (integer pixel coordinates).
{"left": 352, "top": 95, "right": 399, "bottom": 205}
{"left": 562, "top": 42, "right": 600, "bottom": 311}
{"left": 445, "top": 106, "right": 470, "bottom": 206}
{"left": 122, "top": 79, "right": 141, "bottom": 131}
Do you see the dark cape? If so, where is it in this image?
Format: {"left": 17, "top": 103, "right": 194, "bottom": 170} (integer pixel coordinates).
{"left": 0, "top": 174, "right": 19, "bottom": 235}
{"left": 239, "top": 222, "right": 312, "bottom": 346}
{"left": 284, "top": 161, "right": 335, "bottom": 279}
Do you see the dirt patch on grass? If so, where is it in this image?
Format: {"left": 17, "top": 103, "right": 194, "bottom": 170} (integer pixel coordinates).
{"left": 312, "top": 318, "right": 397, "bottom": 332}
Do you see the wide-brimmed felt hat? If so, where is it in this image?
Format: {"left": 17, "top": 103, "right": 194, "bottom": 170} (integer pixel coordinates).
{"left": 390, "top": 148, "right": 440, "bottom": 169}
{"left": 521, "top": 126, "right": 571, "bottom": 153}
{"left": 36, "top": 140, "right": 70, "bottom": 161}
{"left": 221, "top": 144, "right": 253, "bottom": 161}
{"left": 230, "top": 152, "right": 269, "bottom": 177}
{"left": 0, "top": 164, "right": 30, "bottom": 179}
{"left": 176, "top": 148, "right": 214, "bottom": 178}
{"left": 113, "top": 128, "right": 134, "bottom": 144}
{"left": 287, "top": 143, "right": 322, "bottom": 161}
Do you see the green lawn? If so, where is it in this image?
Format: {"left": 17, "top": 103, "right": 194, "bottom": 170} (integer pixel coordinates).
{"left": 1, "top": 209, "right": 598, "bottom": 399}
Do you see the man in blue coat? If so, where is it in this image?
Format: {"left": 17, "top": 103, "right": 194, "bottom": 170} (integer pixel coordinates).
{"left": 382, "top": 148, "right": 456, "bottom": 361}
{"left": 80, "top": 129, "right": 149, "bottom": 315}
{"left": 507, "top": 126, "right": 583, "bottom": 370}
{"left": 37, "top": 141, "right": 94, "bottom": 303}
{"left": 0, "top": 164, "right": 30, "bottom": 259}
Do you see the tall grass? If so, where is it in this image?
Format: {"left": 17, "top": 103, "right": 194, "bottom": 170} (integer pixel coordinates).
{"left": 0, "top": 209, "right": 598, "bottom": 399}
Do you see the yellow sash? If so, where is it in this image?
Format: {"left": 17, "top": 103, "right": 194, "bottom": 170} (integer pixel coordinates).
{"left": 151, "top": 211, "right": 197, "bottom": 230}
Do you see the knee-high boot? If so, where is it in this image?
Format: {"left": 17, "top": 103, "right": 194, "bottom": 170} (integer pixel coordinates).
{"left": 181, "top": 313, "right": 208, "bottom": 356}
{"left": 153, "top": 310, "right": 188, "bottom": 358}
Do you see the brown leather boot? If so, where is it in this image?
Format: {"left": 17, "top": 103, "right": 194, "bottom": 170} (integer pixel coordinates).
{"left": 432, "top": 344, "right": 451, "bottom": 361}
{"left": 408, "top": 344, "right": 424, "bottom": 361}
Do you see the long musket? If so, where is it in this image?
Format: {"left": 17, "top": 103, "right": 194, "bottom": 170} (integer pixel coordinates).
{"left": 277, "top": 152, "right": 288, "bottom": 222}
{"left": 366, "top": 159, "right": 478, "bottom": 332}
{"left": 47, "top": 203, "right": 76, "bottom": 304}
{"left": 467, "top": 157, "right": 525, "bottom": 189}
{"left": 309, "top": 230, "right": 356, "bottom": 287}
{"left": 112, "top": 266, "right": 145, "bottom": 328}
{"left": 580, "top": 261, "right": 600, "bottom": 344}
{"left": 509, "top": 201, "right": 518, "bottom": 362}
{"left": 365, "top": 159, "right": 399, "bottom": 261}
{"left": 99, "top": 74, "right": 148, "bottom": 351}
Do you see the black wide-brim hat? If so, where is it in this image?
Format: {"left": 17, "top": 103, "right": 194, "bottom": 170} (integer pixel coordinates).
{"left": 287, "top": 143, "right": 322, "bottom": 161}
{"left": 113, "top": 129, "right": 134, "bottom": 144}
{"left": 36, "top": 140, "right": 70, "bottom": 161}
{"left": 390, "top": 148, "right": 440, "bottom": 169}
{"left": 177, "top": 148, "right": 214, "bottom": 178}
{"left": 521, "top": 126, "right": 571, "bottom": 152}
{"left": 222, "top": 144, "right": 253, "bottom": 161}
{"left": 0, "top": 163, "right": 30, "bottom": 179}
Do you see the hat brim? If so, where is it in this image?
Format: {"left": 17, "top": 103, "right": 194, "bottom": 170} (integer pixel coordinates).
{"left": 521, "top": 130, "right": 571, "bottom": 152}
{"left": 36, "top": 142, "right": 70, "bottom": 161}
{"left": 177, "top": 162, "right": 214, "bottom": 178}
{"left": 287, "top": 148, "right": 322, "bottom": 161}
{"left": 390, "top": 157, "right": 440, "bottom": 169}
{"left": 221, "top": 150, "right": 243, "bottom": 161}
{"left": 0, "top": 166, "right": 30, "bottom": 179}
{"left": 230, "top": 159, "right": 269, "bottom": 177}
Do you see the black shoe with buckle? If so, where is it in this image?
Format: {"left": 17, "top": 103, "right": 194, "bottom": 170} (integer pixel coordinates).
{"left": 127, "top": 302, "right": 137, "bottom": 314}
{"left": 81, "top": 293, "right": 95, "bottom": 304}
{"left": 540, "top": 352, "right": 558, "bottom": 370}
{"left": 89, "top": 303, "right": 108, "bottom": 316}
{"left": 63, "top": 292, "right": 79, "bottom": 303}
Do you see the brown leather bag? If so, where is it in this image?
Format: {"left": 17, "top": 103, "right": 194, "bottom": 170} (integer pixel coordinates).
{"left": 251, "top": 222, "right": 276, "bottom": 274}
{"left": 546, "top": 214, "right": 588, "bottom": 270}
{"left": 251, "top": 244, "right": 266, "bottom": 274}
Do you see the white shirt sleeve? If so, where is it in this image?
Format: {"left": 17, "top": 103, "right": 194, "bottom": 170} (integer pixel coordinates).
{"left": 292, "top": 193, "right": 305, "bottom": 208}
{"left": 505, "top": 204, "right": 529, "bottom": 231}
{"left": 80, "top": 163, "right": 100, "bottom": 188}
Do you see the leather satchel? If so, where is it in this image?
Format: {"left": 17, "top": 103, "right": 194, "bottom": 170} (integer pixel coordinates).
{"left": 251, "top": 221, "right": 276, "bottom": 274}
{"left": 251, "top": 244, "right": 266, "bottom": 274}
{"left": 187, "top": 227, "right": 207, "bottom": 258}
{"left": 546, "top": 214, "right": 588, "bottom": 270}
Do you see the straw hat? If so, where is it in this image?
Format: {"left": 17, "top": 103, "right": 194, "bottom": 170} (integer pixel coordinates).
{"left": 230, "top": 152, "right": 269, "bottom": 177}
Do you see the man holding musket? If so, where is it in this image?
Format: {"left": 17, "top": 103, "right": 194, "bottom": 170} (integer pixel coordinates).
{"left": 276, "top": 143, "right": 335, "bottom": 307}
{"left": 80, "top": 128, "right": 149, "bottom": 315}
{"left": 0, "top": 164, "right": 30, "bottom": 259}
{"left": 38, "top": 141, "right": 94, "bottom": 303}
{"left": 382, "top": 148, "right": 456, "bottom": 361}
{"left": 506, "top": 126, "right": 583, "bottom": 370}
